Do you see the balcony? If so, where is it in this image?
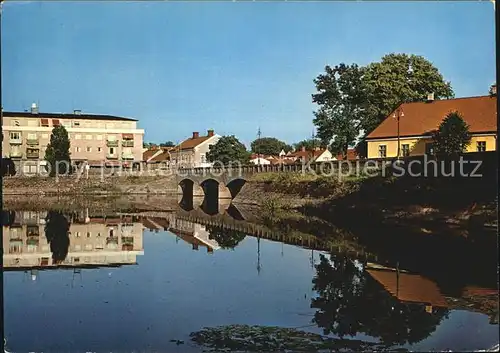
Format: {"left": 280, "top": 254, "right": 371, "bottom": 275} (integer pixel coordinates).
{"left": 9, "top": 150, "right": 22, "bottom": 158}
{"left": 26, "top": 138, "right": 39, "bottom": 146}
{"left": 106, "top": 140, "right": 119, "bottom": 147}
{"left": 9, "top": 138, "right": 22, "bottom": 145}
{"left": 106, "top": 154, "right": 119, "bottom": 160}
{"left": 122, "top": 153, "right": 134, "bottom": 160}
{"left": 26, "top": 149, "right": 40, "bottom": 159}
{"left": 122, "top": 140, "right": 134, "bottom": 147}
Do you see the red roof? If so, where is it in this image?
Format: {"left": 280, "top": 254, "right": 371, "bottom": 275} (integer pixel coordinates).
{"left": 176, "top": 134, "right": 214, "bottom": 150}
{"left": 367, "top": 95, "right": 497, "bottom": 140}
{"left": 335, "top": 148, "right": 359, "bottom": 161}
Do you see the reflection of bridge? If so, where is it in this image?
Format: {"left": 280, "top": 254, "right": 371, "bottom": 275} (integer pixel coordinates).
{"left": 133, "top": 204, "right": 379, "bottom": 261}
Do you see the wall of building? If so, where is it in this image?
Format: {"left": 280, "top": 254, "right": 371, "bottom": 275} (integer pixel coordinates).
{"left": 315, "top": 150, "right": 333, "bottom": 162}
{"left": 2, "top": 114, "right": 144, "bottom": 174}
{"left": 194, "top": 135, "right": 221, "bottom": 168}
{"left": 367, "top": 134, "right": 497, "bottom": 159}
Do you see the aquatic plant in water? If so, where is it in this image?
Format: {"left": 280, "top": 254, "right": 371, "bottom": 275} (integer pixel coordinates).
{"left": 190, "top": 324, "right": 406, "bottom": 352}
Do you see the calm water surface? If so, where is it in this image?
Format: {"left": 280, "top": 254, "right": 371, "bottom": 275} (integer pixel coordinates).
{"left": 3, "top": 206, "right": 499, "bottom": 352}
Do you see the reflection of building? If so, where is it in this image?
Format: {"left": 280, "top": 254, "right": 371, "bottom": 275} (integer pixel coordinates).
{"left": 367, "top": 266, "right": 499, "bottom": 321}
{"left": 140, "top": 214, "right": 221, "bottom": 252}
{"left": 3, "top": 211, "right": 144, "bottom": 270}
{"left": 367, "top": 268, "right": 448, "bottom": 313}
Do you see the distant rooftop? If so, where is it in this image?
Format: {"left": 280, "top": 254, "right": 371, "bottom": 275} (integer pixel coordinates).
{"left": 3, "top": 110, "right": 137, "bottom": 122}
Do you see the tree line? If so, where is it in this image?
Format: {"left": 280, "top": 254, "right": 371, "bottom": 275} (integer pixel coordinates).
{"left": 18, "top": 52, "right": 474, "bottom": 174}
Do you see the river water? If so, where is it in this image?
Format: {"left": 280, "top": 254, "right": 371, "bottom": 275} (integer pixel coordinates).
{"left": 2, "top": 199, "right": 499, "bottom": 352}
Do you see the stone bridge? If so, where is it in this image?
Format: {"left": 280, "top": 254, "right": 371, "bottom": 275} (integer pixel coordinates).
{"left": 175, "top": 161, "right": 377, "bottom": 200}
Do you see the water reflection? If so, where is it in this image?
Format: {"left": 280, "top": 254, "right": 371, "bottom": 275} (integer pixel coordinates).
{"left": 311, "top": 253, "right": 449, "bottom": 346}
{"left": 2, "top": 203, "right": 498, "bottom": 352}
{"left": 3, "top": 210, "right": 144, "bottom": 272}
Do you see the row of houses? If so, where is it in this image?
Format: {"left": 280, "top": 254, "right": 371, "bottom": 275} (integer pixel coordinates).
{"left": 2, "top": 85, "right": 497, "bottom": 174}
{"left": 143, "top": 85, "right": 497, "bottom": 168}
{"left": 141, "top": 132, "right": 360, "bottom": 169}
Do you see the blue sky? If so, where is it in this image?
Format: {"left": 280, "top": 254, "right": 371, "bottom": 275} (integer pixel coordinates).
{"left": 2, "top": 1, "right": 496, "bottom": 147}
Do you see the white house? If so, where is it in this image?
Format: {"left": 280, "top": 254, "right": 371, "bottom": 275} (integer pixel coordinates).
{"left": 169, "top": 130, "right": 221, "bottom": 168}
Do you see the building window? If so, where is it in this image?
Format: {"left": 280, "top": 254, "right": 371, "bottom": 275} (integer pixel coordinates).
{"left": 85, "top": 135, "right": 92, "bottom": 140}
{"left": 73, "top": 121, "right": 80, "bottom": 127}
{"left": 75, "top": 135, "right": 81, "bottom": 140}
{"left": 10, "top": 132, "right": 21, "bottom": 140}
{"left": 109, "top": 147, "right": 115, "bottom": 155}
{"left": 401, "top": 144, "right": 410, "bottom": 157}
{"left": 87, "top": 232, "right": 91, "bottom": 238}
{"left": 97, "top": 135, "right": 103, "bottom": 140}
{"left": 425, "top": 143, "right": 434, "bottom": 155}
{"left": 378, "top": 145, "right": 387, "bottom": 158}
{"left": 12, "top": 120, "right": 20, "bottom": 126}
{"left": 28, "top": 133, "right": 37, "bottom": 140}
{"left": 107, "top": 135, "right": 117, "bottom": 141}
{"left": 201, "top": 154, "right": 206, "bottom": 164}
{"left": 477, "top": 141, "right": 486, "bottom": 152}
{"left": 98, "top": 147, "right": 102, "bottom": 152}
{"left": 75, "top": 147, "right": 81, "bottom": 152}
{"left": 86, "top": 147, "right": 92, "bottom": 152}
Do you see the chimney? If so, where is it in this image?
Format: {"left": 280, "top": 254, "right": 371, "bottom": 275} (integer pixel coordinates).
{"left": 192, "top": 131, "right": 199, "bottom": 139}
{"left": 490, "top": 84, "right": 497, "bottom": 96}
{"left": 207, "top": 129, "right": 214, "bottom": 137}
{"left": 426, "top": 92, "right": 435, "bottom": 102}
{"left": 31, "top": 102, "right": 39, "bottom": 114}
{"left": 301, "top": 146, "right": 306, "bottom": 152}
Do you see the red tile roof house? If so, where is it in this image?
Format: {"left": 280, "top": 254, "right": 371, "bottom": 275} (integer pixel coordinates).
{"left": 287, "top": 147, "right": 335, "bottom": 163}
{"left": 142, "top": 147, "right": 173, "bottom": 170}
{"left": 365, "top": 90, "right": 497, "bottom": 159}
{"left": 169, "top": 130, "right": 221, "bottom": 168}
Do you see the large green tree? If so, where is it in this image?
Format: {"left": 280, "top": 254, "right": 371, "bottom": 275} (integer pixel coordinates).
{"left": 312, "top": 63, "right": 366, "bottom": 157}
{"left": 251, "top": 137, "right": 292, "bottom": 156}
{"left": 160, "top": 141, "right": 175, "bottom": 147}
{"left": 293, "top": 138, "right": 323, "bottom": 151}
{"left": 362, "top": 53, "right": 454, "bottom": 134}
{"left": 312, "top": 53, "right": 454, "bottom": 158}
{"left": 44, "top": 125, "right": 71, "bottom": 176}
{"left": 432, "top": 111, "right": 471, "bottom": 157}
{"left": 206, "top": 135, "right": 250, "bottom": 166}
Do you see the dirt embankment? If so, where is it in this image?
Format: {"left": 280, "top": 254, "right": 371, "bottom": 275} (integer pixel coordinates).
{"left": 2, "top": 175, "right": 178, "bottom": 195}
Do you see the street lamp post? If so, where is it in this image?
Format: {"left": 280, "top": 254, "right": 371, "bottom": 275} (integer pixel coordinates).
{"left": 393, "top": 108, "right": 404, "bottom": 159}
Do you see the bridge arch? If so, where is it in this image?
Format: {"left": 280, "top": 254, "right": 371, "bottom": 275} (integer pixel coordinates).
{"left": 226, "top": 177, "right": 247, "bottom": 199}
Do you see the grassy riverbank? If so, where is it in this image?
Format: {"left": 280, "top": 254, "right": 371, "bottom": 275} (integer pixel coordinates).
{"left": 241, "top": 169, "right": 497, "bottom": 236}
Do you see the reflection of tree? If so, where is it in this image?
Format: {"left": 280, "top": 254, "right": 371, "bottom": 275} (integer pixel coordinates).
{"left": 206, "top": 225, "right": 246, "bottom": 249}
{"left": 311, "top": 253, "right": 449, "bottom": 346}
{"left": 45, "top": 211, "right": 70, "bottom": 264}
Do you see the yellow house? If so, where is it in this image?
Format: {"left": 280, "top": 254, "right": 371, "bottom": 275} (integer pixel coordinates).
{"left": 366, "top": 92, "right": 497, "bottom": 159}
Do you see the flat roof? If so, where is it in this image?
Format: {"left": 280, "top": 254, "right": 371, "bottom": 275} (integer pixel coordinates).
{"left": 3, "top": 111, "right": 138, "bottom": 122}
